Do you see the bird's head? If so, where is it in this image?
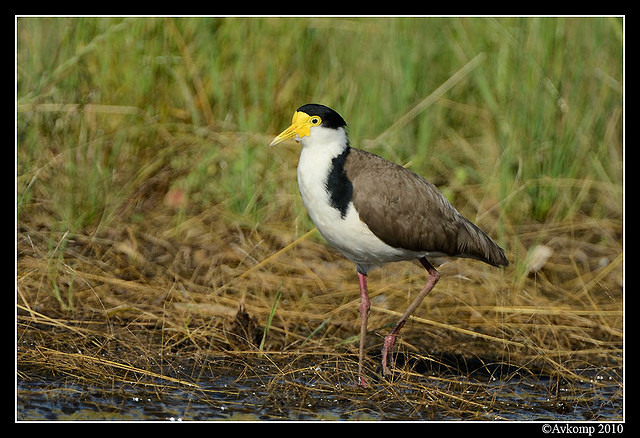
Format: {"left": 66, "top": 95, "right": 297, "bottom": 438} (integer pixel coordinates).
{"left": 269, "top": 104, "right": 347, "bottom": 148}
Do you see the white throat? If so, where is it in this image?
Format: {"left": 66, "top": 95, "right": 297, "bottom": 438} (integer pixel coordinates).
{"left": 298, "top": 125, "right": 349, "bottom": 156}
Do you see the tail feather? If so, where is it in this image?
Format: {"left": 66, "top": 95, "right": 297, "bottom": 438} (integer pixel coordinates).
{"left": 457, "top": 217, "right": 509, "bottom": 267}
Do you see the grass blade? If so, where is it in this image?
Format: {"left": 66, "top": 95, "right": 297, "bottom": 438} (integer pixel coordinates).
{"left": 259, "top": 283, "right": 283, "bottom": 352}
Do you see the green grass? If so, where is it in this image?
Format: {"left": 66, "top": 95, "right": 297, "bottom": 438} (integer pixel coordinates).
{"left": 260, "top": 283, "right": 283, "bottom": 352}
{"left": 17, "top": 17, "right": 622, "bottom": 230}
{"left": 17, "top": 17, "right": 623, "bottom": 420}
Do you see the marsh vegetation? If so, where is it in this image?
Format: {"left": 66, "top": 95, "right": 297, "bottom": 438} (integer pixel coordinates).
{"left": 17, "top": 17, "right": 622, "bottom": 420}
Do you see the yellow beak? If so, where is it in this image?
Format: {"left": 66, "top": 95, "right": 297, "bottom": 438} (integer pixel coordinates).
{"left": 269, "top": 111, "right": 314, "bottom": 146}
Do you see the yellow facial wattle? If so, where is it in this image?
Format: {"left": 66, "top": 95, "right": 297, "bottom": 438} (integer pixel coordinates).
{"left": 269, "top": 111, "right": 322, "bottom": 146}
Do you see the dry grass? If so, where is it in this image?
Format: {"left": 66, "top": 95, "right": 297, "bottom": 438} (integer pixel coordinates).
{"left": 17, "top": 200, "right": 623, "bottom": 420}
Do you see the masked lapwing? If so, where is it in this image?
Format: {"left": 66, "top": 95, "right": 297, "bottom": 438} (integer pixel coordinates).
{"left": 270, "top": 103, "right": 508, "bottom": 387}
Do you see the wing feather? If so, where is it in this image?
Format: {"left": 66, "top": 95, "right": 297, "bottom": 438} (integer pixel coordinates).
{"left": 344, "top": 148, "right": 508, "bottom": 267}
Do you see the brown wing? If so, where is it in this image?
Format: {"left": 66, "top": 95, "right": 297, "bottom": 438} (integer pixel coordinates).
{"left": 344, "top": 148, "right": 508, "bottom": 267}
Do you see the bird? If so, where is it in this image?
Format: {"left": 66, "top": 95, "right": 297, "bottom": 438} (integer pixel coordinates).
{"left": 269, "top": 103, "right": 508, "bottom": 387}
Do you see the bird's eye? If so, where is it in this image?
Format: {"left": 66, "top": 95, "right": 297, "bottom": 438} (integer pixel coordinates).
{"left": 310, "top": 117, "right": 321, "bottom": 125}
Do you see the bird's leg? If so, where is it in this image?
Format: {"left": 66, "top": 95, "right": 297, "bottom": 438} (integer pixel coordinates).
{"left": 381, "top": 257, "right": 440, "bottom": 377}
{"left": 357, "top": 271, "right": 370, "bottom": 387}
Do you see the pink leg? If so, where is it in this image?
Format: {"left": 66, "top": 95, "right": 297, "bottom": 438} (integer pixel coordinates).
{"left": 357, "top": 272, "right": 370, "bottom": 387}
{"left": 381, "top": 257, "right": 440, "bottom": 377}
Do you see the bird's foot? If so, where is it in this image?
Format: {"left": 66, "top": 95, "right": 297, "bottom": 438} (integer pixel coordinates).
{"left": 381, "top": 333, "right": 397, "bottom": 377}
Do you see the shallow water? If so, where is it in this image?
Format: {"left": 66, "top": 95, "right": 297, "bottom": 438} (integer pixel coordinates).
{"left": 17, "top": 358, "right": 623, "bottom": 421}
